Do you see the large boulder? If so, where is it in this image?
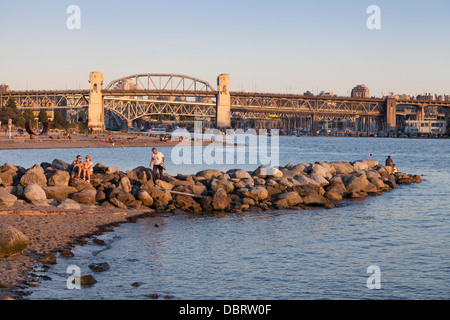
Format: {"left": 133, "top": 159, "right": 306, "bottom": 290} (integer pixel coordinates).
{"left": 137, "top": 190, "right": 154, "bottom": 207}
{"left": 227, "top": 169, "right": 252, "bottom": 180}
{"left": 0, "top": 170, "right": 17, "bottom": 186}
{"left": 47, "top": 170, "right": 70, "bottom": 186}
{"left": 276, "top": 191, "right": 303, "bottom": 206}
{"left": 307, "top": 173, "right": 330, "bottom": 187}
{"left": 212, "top": 188, "right": 230, "bottom": 211}
{"left": 51, "top": 159, "right": 70, "bottom": 171}
{"left": 344, "top": 174, "right": 369, "bottom": 193}
{"left": 20, "top": 165, "right": 47, "bottom": 187}
{"left": 302, "top": 194, "right": 330, "bottom": 207}
{"left": 196, "top": 169, "right": 222, "bottom": 180}
{"left": 252, "top": 165, "right": 283, "bottom": 178}
{"left": 155, "top": 179, "right": 174, "bottom": 191}
{"left": 70, "top": 189, "right": 97, "bottom": 204}
{"left": 42, "top": 186, "right": 78, "bottom": 202}
{"left": 310, "top": 164, "right": 332, "bottom": 180}
{"left": 69, "top": 178, "right": 96, "bottom": 192}
{"left": 249, "top": 186, "right": 268, "bottom": 201}
{"left": 57, "top": 198, "right": 81, "bottom": 210}
{"left": 351, "top": 160, "right": 369, "bottom": 171}
{"left": 295, "top": 175, "right": 321, "bottom": 188}
{"left": 330, "top": 162, "right": 354, "bottom": 174}
{"left": 23, "top": 183, "right": 47, "bottom": 202}
{"left": 119, "top": 176, "right": 132, "bottom": 193}
{"left": 0, "top": 188, "right": 17, "bottom": 207}
{"left": 0, "top": 224, "right": 29, "bottom": 257}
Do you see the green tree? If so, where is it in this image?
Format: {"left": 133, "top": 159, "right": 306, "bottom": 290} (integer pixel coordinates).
{"left": 0, "top": 98, "right": 21, "bottom": 125}
{"left": 52, "top": 111, "right": 69, "bottom": 129}
{"left": 38, "top": 109, "right": 48, "bottom": 123}
{"left": 23, "top": 109, "right": 36, "bottom": 127}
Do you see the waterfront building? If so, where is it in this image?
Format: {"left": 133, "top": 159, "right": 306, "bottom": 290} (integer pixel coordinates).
{"left": 351, "top": 84, "right": 370, "bottom": 98}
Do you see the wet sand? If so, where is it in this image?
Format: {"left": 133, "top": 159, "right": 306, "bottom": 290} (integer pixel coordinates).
{"left": 0, "top": 202, "right": 158, "bottom": 300}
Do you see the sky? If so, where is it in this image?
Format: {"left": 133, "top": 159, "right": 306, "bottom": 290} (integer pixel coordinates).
{"left": 0, "top": 0, "right": 449, "bottom": 97}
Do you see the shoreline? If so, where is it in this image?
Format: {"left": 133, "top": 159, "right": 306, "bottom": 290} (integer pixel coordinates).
{"left": 0, "top": 205, "right": 158, "bottom": 300}
{"left": 0, "top": 131, "right": 214, "bottom": 150}
{"left": 0, "top": 158, "right": 422, "bottom": 300}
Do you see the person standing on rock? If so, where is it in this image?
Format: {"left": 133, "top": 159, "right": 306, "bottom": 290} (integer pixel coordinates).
{"left": 150, "top": 148, "right": 165, "bottom": 182}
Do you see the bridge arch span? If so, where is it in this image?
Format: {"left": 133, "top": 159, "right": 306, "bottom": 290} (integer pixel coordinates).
{"left": 105, "top": 74, "right": 216, "bottom": 94}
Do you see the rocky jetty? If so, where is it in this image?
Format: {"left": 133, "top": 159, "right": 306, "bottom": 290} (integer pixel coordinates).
{"left": 0, "top": 159, "right": 422, "bottom": 214}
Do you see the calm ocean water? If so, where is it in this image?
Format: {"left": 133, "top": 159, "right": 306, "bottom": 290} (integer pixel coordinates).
{"left": 3, "top": 136, "right": 449, "bottom": 300}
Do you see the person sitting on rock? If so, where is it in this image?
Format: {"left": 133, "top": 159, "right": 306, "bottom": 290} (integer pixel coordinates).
{"left": 71, "top": 155, "right": 84, "bottom": 179}
{"left": 385, "top": 156, "right": 394, "bottom": 167}
{"left": 83, "top": 155, "right": 94, "bottom": 182}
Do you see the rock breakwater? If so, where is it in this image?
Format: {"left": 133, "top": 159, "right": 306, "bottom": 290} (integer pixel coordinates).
{"left": 0, "top": 159, "right": 422, "bottom": 214}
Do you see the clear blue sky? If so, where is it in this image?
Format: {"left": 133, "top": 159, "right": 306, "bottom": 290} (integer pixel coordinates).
{"left": 1, "top": 0, "right": 449, "bottom": 97}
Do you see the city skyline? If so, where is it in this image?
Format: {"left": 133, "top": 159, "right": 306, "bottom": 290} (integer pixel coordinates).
{"left": 0, "top": 0, "right": 449, "bottom": 97}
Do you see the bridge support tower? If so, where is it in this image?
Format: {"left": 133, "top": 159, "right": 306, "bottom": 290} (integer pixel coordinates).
{"left": 385, "top": 97, "right": 397, "bottom": 132}
{"left": 216, "top": 74, "right": 231, "bottom": 129}
{"left": 88, "top": 72, "right": 105, "bottom": 132}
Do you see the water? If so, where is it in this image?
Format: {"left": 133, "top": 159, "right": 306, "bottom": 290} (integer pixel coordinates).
{"left": 3, "top": 136, "right": 449, "bottom": 299}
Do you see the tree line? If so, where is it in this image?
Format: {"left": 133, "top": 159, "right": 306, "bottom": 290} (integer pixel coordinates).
{"left": 0, "top": 97, "right": 70, "bottom": 129}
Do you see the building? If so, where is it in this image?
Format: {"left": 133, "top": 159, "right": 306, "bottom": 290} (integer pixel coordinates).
{"left": 416, "top": 93, "right": 436, "bottom": 101}
{"left": 351, "top": 84, "right": 370, "bottom": 98}
{"left": 404, "top": 119, "right": 447, "bottom": 135}
{"left": 0, "top": 84, "right": 11, "bottom": 92}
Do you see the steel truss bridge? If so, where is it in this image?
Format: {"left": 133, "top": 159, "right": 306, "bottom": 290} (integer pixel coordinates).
{"left": 1, "top": 73, "right": 449, "bottom": 131}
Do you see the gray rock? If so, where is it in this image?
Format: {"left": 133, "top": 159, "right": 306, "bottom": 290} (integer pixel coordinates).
{"left": 109, "top": 197, "right": 127, "bottom": 209}
{"left": 23, "top": 183, "right": 47, "bottom": 202}
{"left": 196, "top": 169, "right": 222, "bottom": 180}
{"left": 119, "top": 176, "right": 132, "bottom": 193}
{"left": 0, "top": 224, "right": 29, "bottom": 257}
{"left": 212, "top": 188, "right": 230, "bottom": 211}
{"left": 57, "top": 198, "right": 81, "bottom": 210}
{"left": 137, "top": 190, "right": 154, "bottom": 207}
{"left": 71, "top": 189, "right": 97, "bottom": 204}
{"left": 51, "top": 159, "right": 70, "bottom": 171}
{"left": 69, "top": 178, "right": 96, "bottom": 192}
{"left": 249, "top": 186, "right": 268, "bottom": 201}
{"left": 42, "top": 186, "right": 78, "bottom": 202}
{"left": 20, "top": 165, "right": 47, "bottom": 187}
{"left": 277, "top": 191, "right": 303, "bottom": 206}
{"left": 48, "top": 170, "right": 70, "bottom": 186}
{"left": 0, "top": 188, "right": 17, "bottom": 207}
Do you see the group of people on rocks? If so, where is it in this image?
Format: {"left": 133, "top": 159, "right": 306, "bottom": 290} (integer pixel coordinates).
{"left": 71, "top": 155, "right": 94, "bottom": 182}
{"left": 70, "top": 147, "right": 165, "bottom": 184}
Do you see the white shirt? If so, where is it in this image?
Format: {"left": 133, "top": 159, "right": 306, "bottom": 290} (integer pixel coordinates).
{"left": 152, "top": 152, "right": 164, "bottom": 166}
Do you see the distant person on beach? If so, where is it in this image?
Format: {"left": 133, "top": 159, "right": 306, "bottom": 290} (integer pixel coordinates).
{"left": 83, "top": 155, "right": 94, "bottom": 182}
{"left": 71, "top": 155, "right": 84, "bottom": 178}
{"left": 385, "top": 156, "right": 394, "bottom": 167}
{"left": 150, "top": 148, "right": 165, "bottom": 182}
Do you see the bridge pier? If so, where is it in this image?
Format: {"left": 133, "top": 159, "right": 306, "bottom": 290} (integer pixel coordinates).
{"left": 311, "top": 114, "right": 319, "bottom": 136}
{"left": 216, "top": 74, "right": 231, "bottom": 129}
{"left": 416, "top": 105, "right": 425, "bottom": 122}
{"left": 385, "top": 97, "right": 397, "bottom": 132}
{"left": 88, "top": 72, "right": 105, "bottom": 132}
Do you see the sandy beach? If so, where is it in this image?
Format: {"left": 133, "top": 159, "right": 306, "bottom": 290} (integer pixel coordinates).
{"left": 0, "top": 130, "right": 204, "bottom": 150}
{"left": 0, "top": 202, "right": 158, "bottom": 300}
